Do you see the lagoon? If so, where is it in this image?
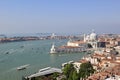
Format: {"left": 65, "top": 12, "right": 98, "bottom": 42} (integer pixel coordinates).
{"left": 0, "top": 39, "right": 85, "bottom": 80}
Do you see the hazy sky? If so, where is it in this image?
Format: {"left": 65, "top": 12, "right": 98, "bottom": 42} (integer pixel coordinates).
{"left": 0, "top": 0, "right": 120, "bottom": 34}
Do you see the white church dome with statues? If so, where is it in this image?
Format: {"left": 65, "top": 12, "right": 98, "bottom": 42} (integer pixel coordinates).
{"left": 85, "top": 35, "right": 90, "bottom": 41}
{"left": 84, "top": 29, "right": 98, "bottom": 49}
{"left": 84, "top": 29, "right": 97, "bottom": 42}
{"left": 90, "top": 30, "right": 97, "bottom": 41}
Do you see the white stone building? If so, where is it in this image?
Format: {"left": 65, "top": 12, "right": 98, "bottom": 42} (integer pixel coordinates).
{"left": 84, "top": 30, "right": 98, "bottom": 49}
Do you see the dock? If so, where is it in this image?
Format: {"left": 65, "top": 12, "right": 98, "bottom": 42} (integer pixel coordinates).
{"left": 25, "top": 67, "right": 62, "bottom": 80}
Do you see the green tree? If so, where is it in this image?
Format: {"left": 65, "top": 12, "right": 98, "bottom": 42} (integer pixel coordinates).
{"left": 61, "top": 78, "right": 67, "bottom": 80}
{"left": 52, "top": 72, "right": 59, "bottom": 80}
{"left": 68, "top": 71, "right": 73, "bottom": 80}
{"left": 79, "top": 62, "right": 95, "bottom": 79}
{"left": 62, "top": 64, "right": 75, "bottom": 79}
{"left": 72, "top": 70, "right": 79, "bottom": 80}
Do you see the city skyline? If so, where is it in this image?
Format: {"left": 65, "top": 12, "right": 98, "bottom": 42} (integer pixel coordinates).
{"left": 0, "top": 0, "right": 120, "bottom": 34}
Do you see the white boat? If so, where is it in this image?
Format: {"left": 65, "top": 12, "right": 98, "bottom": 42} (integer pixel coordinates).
{"left": 39, "top": 67, "right": 51, "bottom": 72}
{"left": 17, "top": 64, "right": 30, "bottom": 70}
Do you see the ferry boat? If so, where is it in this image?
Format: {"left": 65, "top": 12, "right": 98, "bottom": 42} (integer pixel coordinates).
{"left": 17, "top": 64, "right": 30, "bottom": 70}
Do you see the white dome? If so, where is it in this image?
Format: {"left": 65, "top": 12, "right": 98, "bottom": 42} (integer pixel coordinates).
{"left": 86, "top": 35, "right": 90, "bottom": 41}
{"left": 90, "top": 32, "right": 97, "bottom": 40}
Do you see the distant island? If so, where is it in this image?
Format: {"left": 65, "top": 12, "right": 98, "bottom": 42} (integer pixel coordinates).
{"left": 0, "top": 33, "right": 119, "bottom": 43}
{"left": 0, "top": 33, "right": 73, "bottom": 43}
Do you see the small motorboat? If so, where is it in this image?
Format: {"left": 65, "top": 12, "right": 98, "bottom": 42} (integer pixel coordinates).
{"left": 17, "top": 64, "right": 30, "bottom": 70}
{"left": 20, "top": 46, "right": 24, "bottom": 48}
{"left": 5, "top": 52, "right": 9, "bottom": 54}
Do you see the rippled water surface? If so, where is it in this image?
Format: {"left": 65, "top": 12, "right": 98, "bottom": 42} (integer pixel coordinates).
{"left": 0, "top": 39, "right": 85, "bottom": 80}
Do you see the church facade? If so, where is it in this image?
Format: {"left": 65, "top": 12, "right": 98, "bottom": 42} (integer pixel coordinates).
{"left": 84, "top": 30, "right": 106, "bottom": 49}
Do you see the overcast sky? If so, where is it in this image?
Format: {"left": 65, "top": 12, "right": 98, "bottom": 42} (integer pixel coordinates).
{"left": 0, "top": 0, "right": 120, "bottom": 34}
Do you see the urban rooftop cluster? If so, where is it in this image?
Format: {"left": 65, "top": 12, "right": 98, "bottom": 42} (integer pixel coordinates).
{"left": 25, "top": 31, "right": 120, "bottom": 80}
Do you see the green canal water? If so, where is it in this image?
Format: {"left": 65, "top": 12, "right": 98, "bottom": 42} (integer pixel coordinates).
{"left": 0, "top": 39, "right": 85, "bottom": 80}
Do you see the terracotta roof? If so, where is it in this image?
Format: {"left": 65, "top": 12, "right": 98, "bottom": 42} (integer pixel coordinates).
{"left": 102, "top": 59, "right": 113, "bottom": 61}
{"left": 59, "top": 46, "right": 82, "bottom": 49}
{"left": 71, "top": 41, "right": 85, "bottom": 44}
{"left": 92, "top": 53, "right": 105, "bottom": 57}
{"left": 77, "top": 59, "right": 88, "bottom": 63}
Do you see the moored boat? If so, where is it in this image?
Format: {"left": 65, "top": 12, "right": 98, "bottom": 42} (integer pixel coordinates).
{"left": 39, "top": 67, "right": 51, "bottom": 72}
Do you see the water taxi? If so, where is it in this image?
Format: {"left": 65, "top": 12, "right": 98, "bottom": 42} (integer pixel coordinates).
{"left": 17, "top": 64, "right": 30, "bottom": 70}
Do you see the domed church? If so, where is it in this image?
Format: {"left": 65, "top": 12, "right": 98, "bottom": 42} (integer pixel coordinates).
{"left": 84, "top": 30, "right": 98, "bottom": 49}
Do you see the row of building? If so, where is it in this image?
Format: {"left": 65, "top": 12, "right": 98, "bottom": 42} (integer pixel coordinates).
{"left": 60, "top": 30, "right": 120, "bottom": 80}
{"left": 50, "top": 30, "right": 120, "bottom": 54}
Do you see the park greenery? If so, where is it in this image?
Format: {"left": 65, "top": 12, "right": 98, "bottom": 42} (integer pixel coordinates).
{"left": 62, "top": 62, "right": 95, "bottom": 80}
